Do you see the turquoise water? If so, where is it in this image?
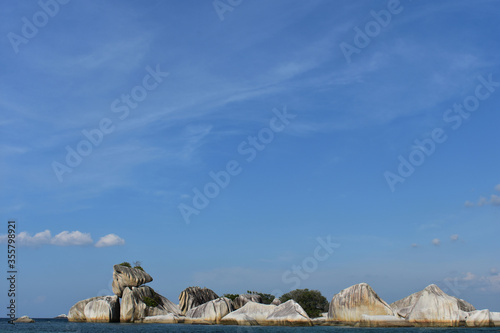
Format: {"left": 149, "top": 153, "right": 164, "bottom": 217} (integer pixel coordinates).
{"left": 1, "top": 319, "right": 499, "bottom": 332}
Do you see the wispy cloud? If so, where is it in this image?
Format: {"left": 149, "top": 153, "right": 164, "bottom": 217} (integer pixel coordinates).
{"left": 465, "top": 184, "right": 500, "bottom": 207}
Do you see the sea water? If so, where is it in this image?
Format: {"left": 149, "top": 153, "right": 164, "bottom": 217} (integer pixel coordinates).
{"left": 0, "top": 319, "right": 498, "bottom": 333}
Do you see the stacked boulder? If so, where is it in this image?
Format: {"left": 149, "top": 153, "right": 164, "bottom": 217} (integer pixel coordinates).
{"left": 68, "top": 264, "right": 180, "bottom": 323}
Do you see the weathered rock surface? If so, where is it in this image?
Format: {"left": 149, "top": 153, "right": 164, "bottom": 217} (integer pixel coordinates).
{"left": 466, "top": 309, "right": 493, "bottom": 327}
{"left": 491, "top": 312, "right": 500, "bottom": 326}
{"left": 271, "top": 298, "right": 281, "bottom": 306}
{"left": 68, "top": 296, "right": 112, "bottom": 322}
{"left": 142, "top": 314, "right": 181, "bottom": 323}
{"left": 360, "top": 315, "right": 413, "bottom": 327}
{"left": 83, "top": 296, "right": 120, "bottom": 322}
{"left": 266, "top": 300, "right": 312, "bottom": 326}
{"left": 179, "top": 286, "right": 219, "bottom": 315}
{"left": 121, "top": 286, "right": 180, "bottom": 322}
{"left": 328, "top": 283, "right": 394, "bottom": 322}
{"left": 185, "top": 297, "right": 233, "bottom": 324}
{"left": 221, "top": 302, "right": 277, "bottom": 325}
{"left": 390, "top": 284, "right": 476, "bottom": 326}
{"left": 54, "top": 314, "right": 68, "bottom": 319}
{"left": 14, "top": 315, "right": 35, "bottom": 323}
{"left": 112, "top": 264, "right": 153, "bottom": 297}
{"left": 232, "top": 294, "right": 263, "bottom": 310}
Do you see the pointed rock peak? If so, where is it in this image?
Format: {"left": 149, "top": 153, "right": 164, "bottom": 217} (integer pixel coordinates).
{"left": 423, "top": 284, "right": 446, "bottom": 295}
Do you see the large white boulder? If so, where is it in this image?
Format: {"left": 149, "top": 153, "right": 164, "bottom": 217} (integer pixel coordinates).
{"left": 466, "top": 309, "right": 493, "bottom": 327}
{"left": 266, "top": 300, "right": 312, "bottom": 326}
{"left": 68, "top": 296, "right": 119, "bottom": 322}
{"left": 84, "top": 296, "right": 120, "bottom": 322}
{"left": 185, "top": 297, "right": 233, "bottom": 324}
{"left": 328, "top": 283, "right": 394, "bottom": 322}
{"left": 391, "top": 284, "right": 475, "bottom": 326}
{"left": 221, "top": 302, "right": 277, "bottom": 325}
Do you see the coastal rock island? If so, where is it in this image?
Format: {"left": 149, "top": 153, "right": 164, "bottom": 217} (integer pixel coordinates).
{"left": 67, "top": 264, "right": 500, "bottom": 327}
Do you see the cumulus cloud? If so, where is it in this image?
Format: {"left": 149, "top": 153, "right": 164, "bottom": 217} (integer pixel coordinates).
{"left": 0, "top": 230, "right": 124, "bottom": 247}
{"left": 432, "top": 238, "right": 441, "bottom": 246}
{"left": 51, "top": 231, "right": 93, "bottom": 246}
{"left": 17, "top": 230, "right": 52, "bottom": 246}
{"left": 450, "top": 234, "right": 459, "bottom": 241}
{"left": 95, "top": 234, "right": 125, "bottom": 247}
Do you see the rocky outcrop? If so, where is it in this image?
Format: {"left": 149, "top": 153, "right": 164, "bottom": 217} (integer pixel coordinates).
{"left": 112, "top": 264, "right": 153, "bottom": 297}
{"left": 221, "top": 302, "right": 277, "bottom": 325}
{"left": 54, "top": 314, "right": 68, "bottom": 319}
{"left": 120, "top": 286, "right": 180, "bottom": 322}
{"left": 69, "top": 296, "right": 110, "bottom": 322}
{"left": 271, "top": 298, "right": 281, "bottom": 306}
{"left": 266, "top": 300, "right": 312, "bottom": 326}
{"left": 179, "top": 286, "right": 219, "bottom": 315}
{"left": 491, "top": 312, "right": 500, "bottom": 326}
{"left": 232, "top": 294, "right": 263, "bottom": 310}
{"left": 466, "top": 309, "right": 493, "bottom": 327}
{"left": 221, "top": 299, "right": 311, "bottom": 326}
{"left": 390, "top": 284, "right": 476, "bottom": 326}
{"left": 14, "top": 315, "right": 35, "bottom": 323}
{"left": 142, "top": 314, "right": 181, "bottom": 323}
{"left": 185, "top": 297, "right": 233, "bottom": 324}
{"left": 360, "top": 315, "right": 413, "bottom": 327}
{"left": 328, "top": 283, "right": 394, "bottom": 322}
{"left": 84, "top": 296, "right": 120, "bottom": 322}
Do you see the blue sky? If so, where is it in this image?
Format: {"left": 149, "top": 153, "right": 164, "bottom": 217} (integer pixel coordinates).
{"left": 1, "top": 0, "right": 500, "bottom": 318}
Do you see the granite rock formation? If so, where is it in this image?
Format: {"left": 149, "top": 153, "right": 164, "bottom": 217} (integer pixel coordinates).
{"left": 232, "top": 294, "right": 263, "bottom": 310}
{"left": 112, "top": 264, "right": 153, "bottom": 298}
{"left": 179, "top": 286, "right": 219, "bottom": 315}
{"left": 120, "top": 286, "right": 180, "bottom": 322}
{"left": 328, "top": 283, "right": 394, "bottom": 322}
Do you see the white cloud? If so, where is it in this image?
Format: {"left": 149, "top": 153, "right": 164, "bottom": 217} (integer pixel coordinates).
{"left": 17, "top": 230, "right": 52, "bottom": 246}
{"left": 450, "top": 234, "right": 459, "bottom": 242}
{"left": 495, "top": 184, "right": 500, "bottom": 192}
{"left": 95, "top": 234, "right": 125, "bottom": 248}
{"left": 432, "top": 238, "right": 441, "bottom": 246}
{"left": 464, "top": 200, "right": 474, "bottom": 207}
{"left": 0, "top": 230, "right": 124, "bottom": 247}
{"left": 51, "top": 231, "right": 93, "bottom": 246}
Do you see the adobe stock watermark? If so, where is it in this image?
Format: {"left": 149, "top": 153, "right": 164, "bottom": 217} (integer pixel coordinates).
{"left": 385, "top": 74, "right": 499, "bottom": 192}
{"left": 7, "top": 0, "right": 71, "bottom": 54}
{"left": 52, "top": 64, "right": 169, "bottom": 182}
{"left": 213, "top": 0, "right": 243, "bottom": 21}
{"left": 271, "top": 235, "right": 339, "bottom": 297}
{"left": 178, "top": 106, "right": 296, "bottom": 224}
{"left": 339, "top": 0, "right": 405, "bottom": 64}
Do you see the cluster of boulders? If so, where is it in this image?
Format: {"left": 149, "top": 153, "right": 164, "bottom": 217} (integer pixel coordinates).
{"left": 321, "top": 282, "right": 500, "bottom": 327}
{"left": 68, "top": 265, "right": 500, "bottom": 327}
